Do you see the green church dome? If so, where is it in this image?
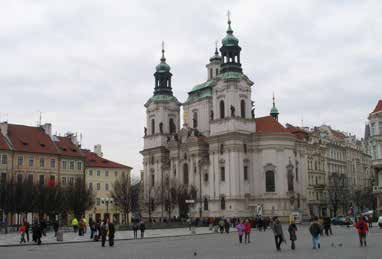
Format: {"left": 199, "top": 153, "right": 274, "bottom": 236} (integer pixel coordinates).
{"left": 156, "top": 62, "right": 170, "bottom": 72}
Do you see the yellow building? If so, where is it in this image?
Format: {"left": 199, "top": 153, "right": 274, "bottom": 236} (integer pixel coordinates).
{"left": 83, "top": 145, "right": 132, "bottom": 224}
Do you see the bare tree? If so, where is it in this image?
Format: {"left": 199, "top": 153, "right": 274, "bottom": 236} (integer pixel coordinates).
{"left": 328, "top": 173, "right": 350, "bottom": 217}
{"left": 64, "top": 177, "right": 94, "bottom": 219}
{"left": 145, "top": 185, "right": 161, "bottom": 222}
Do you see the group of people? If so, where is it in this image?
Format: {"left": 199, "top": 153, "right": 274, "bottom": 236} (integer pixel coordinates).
{"left": 18, "top": 217, "right": 48, "bottom": 245}
{"left": 71, "top": 217, "right": 87, "bottom": 236}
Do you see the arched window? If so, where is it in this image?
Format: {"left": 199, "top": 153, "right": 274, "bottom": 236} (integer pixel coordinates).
{"left": 151, "top": 174, "right": 155, "bottom": 187}
{"left": 265, "top": 171, "right": 275, "bottom": 192}
{"left": 204, "top": 197, "right": 209, "bottom": 211}
{"left": 169, "top": 118, "right": 176, "bottom": 134}
{"left": 209, "top": 68, "right": 213, "bottom": 79}
{"left": 220, "top": 144, "right": 224, "bottom": 154}
{"left": 220, "top": 196, "right": 226, "bottom": 210}
{"left": 183, "top": 163, "right": 189, "bottom": 185}
{"left": 151, "top": 119, "right": 155, "bottom": 135}
{"left": 219, "top": 100, "right": 225, "bottom": 119}
{"left": 240, "top": 100, "right": 246, "bottom": 118}
{"left": 192, "top": 112, "right": 198, "bottom": 128}
{"left": 215, "top": 68, "right": 219, "bottom": 76}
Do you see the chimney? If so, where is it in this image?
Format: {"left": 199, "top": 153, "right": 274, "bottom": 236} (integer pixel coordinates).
{"left": 0, "top": 122, "right": 8, "bottom": 136}
{"left": 66, "top": 132, "right": 79, "bottom": 146}
{"left": 41, "top": 123, "right": 52, "bottom": 137}
{"left": 94, "top": 144, "right": 103, "bottom": 157}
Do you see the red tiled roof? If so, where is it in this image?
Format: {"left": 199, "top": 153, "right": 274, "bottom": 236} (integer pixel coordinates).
{"left": 83, "top": 150, "right": 131, "bottom": 169}
{"left": 255, "top": 116, "right": 288, "bottom": 133}
{"left": 7, "top": 124, "right": 59, "bottom": 154}
{"left": 372, "top": 100, "right": 382, "bottom": 113}
{"left": 331, "top": 129, "right": 346, "bottom": 139}
{"left": 55, "top": 136, "right": 84, "bottom": 157}
{"left": 0, "top": 135, "right": 10, "bottom": 150}
{"left": 285, "top": 125, "right": 308, "bottom": 140}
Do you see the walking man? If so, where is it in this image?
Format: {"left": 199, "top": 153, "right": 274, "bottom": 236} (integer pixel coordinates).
{"left": 355, "top": 216, "right": 369, "bottom": 247}
{"left": 139, "top": 220, "right": 146, "bottom": 239}
{"left": 309, "top": 217, "right": 321, "bottom": 249}
{"left": 271, "top": 217, "right": 285, "bottom": 251}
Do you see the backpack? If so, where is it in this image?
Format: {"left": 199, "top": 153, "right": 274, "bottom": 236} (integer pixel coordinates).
{"left": 359, "top": 222, "right": 364, "bottom": 231}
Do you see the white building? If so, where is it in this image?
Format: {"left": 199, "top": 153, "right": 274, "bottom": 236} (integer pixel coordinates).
{"left": 141, "top": 18, "right": 308, "bottom": 221}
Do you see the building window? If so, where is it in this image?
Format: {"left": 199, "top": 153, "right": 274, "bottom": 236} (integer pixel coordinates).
{"left": 169, "top": 118, "right": 176, "bottom": 134}
{"left": 151, "top": 119, "right": 155, "bottom": 135}
{"left": 114, "top": 171, "right": 118, "bottom": 177}
{"left": 70, "top": 161, "right": 74, "bottom": 170}
{"left": 62, "top": 160, "right": 67, "bottom": 170}
{"left": 89, "top": 183, "right": 93, "bottom": 190}
{"left": 0, "top": 173, "right": 6, "bottom": 183}
{"left": 244, "top": 166, "right": 248, "bottom": 181}
{"left": 1, "top": 154, "right": 7, "bottom": 165}
{"left": 209, "top": 68, "right": 213, "bottom": 79}
{"left": 77, "top": 161, "right": 82, "bottom": 170}
{"left": 62, "top": 177, "right": 67, "bottom": 185}
{"left": 295, "top": 161, "right": 299, "bottom": 182}
{"left": 204, "top": 197, "right": 209, "bottom": 211}
{"left": 17, "top": 156, "right": 23, "bottom": 167}
{"left": 220, "top": 144, "right": 224, "bottom": 155}
{"left": 219, "top": 100, "right": 225, "bottom": 119}
{"left": 28, "top": 157, "right": 33, "bottom": 167}
{"left": 27, "top": 174, "right": 33, "bottom": 183}
{"left": 240, "top": 100, "right": 246, "bottom": 118}
{"left": 96, "top": 198, "right": 100, "bottom": 206}
{"left": 220, "top": 196, "right": 226, "bottom": 210}
{"left": 265, "top": 171, "right": 275, "bottom": 192}
{"left": 371, "top": 123, "right": 375, "bottom": 135}
{"left": 183, "top": 163, "right": 189, "bottom": 185}
{"left": 105, "top": 171, "right": 109, "bottom": 177}
{"left": 151, "top": 174, "right": 155, "bottom": 187}
{"left": 243, "top": 144, "right": 247, "bottom": 154}
{"left": 17, "top": 174, "right": 23, "bottom": 184}
{"left": 204, "top": 173, "right": 208, "bottom": 182}
{"left": 68, "top": 177, "right": 74, "bottom": 185}
{"left": 192, "top": 112, "right": 198, "bottom": 128}
{"left": 50, "top": 159, "right": 56, "bottom": 168}
{"left": 39, "top": 158, "right": 45, "bottom": 168}
{"left": 97, "top": 170, "right": 100, "bottom": 176}
{"left": 96, "top": 183, "right": 100, "bottom": 190}
{"left": 220, "top": 167, "right": 225, "bottom": 182}
{"left": 105, "top": 183, "right": 109, "bottom": 191}
{"left": 216, "top": 68, "right": 219, "bottom": 76}
{"left": 39, "top": 175, "right": 44, "bottom": 185}
{"left": 89, "top": 170, "right": 93, "bottom": 176}
{"left": 50, "top": 175, "right": 55, "bottom": 182}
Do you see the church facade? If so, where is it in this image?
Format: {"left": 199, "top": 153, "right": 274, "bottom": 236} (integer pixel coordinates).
{"left": 141, "top": 18, "right": 308, "bottom": 221}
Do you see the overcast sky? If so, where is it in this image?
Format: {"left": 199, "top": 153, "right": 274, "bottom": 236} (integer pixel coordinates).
{"left": 1, "top": 0, "right": 381, "bottom": 177}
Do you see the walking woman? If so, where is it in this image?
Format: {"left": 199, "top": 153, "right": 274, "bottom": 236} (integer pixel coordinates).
{"left": 236, "top": 219, "right": 245, "bottom": 244}
{"left": 288, "top": 220, "right": 297, "bottom": 250}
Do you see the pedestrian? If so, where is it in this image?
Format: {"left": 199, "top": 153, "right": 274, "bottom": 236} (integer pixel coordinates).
{"left": 89, "top": 216, "right": 95, "bottom": 239}
{"left": 23, "top": 218, "right": 30, "bottom": 242}
{"left": 140, "top": 220, "right": 146, "bottom": 239}
{"left": 108, "top": 218, "right": 115, "bottom": 247}
{"left": 72, "top": 217, "right": 79, "bottom": 233}
{"left": 219, "top": 218, "right": 225, "bottom": 234}
{"left": 100, "top": 218, "right": 109, "bottom": 247}
{"left": 19, "top": 224, "right": 26, "bottom": 244}
{"left": 224, "top": 218, "right": 230, "bottom": 234}
{"left": 309, "top": 217, "right": 321, "bottom": 249}
{"left": 53, "top": 219, "right": 59, "bottom": 237}
{"left": 40, "top": 218, "right": 47, "bottom": 237}
{"left": 244, "top": 219, "right": 251, "bottom": 244}
{"left": 82, "top": 216, "right": 88, "bottom": 234}
{"left": 133, "top": 222, "right": 138, "bottom": 239}
{"left": 32, "top": 219, "right": 42, "bottom": 245}
{"left": 288, "top": 220, "right": 297, "bottom": 250}
{"left": 323, "top": 216, "right": 332, "bottom": 236}
{"left": 79, "top": 218, "right": 84, "bottom": 236}
{"left": 355, "top": 216, "right": 369, "bottom": 247}
{"left": 271, "top": 217, "right": 285, "bottom": 251}
{"left": 257, "top": 216, "right": 263, "bottom": 232}
{"left": 378, "top": 216, "right": 382, "bottom": 229}
{"left": 367, "top": 215, "right": 373, "bottom": 228}
{"left": 236, "top": 219, "right": 245, "bottom": 244}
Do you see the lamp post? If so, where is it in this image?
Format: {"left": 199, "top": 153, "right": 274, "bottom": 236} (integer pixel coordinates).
{"left": 101, "top": 198, "right": 113, "bottom": 219}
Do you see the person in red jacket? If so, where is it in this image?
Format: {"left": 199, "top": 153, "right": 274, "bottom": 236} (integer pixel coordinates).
{"left": 244, "top": 219, "right": 251, "bottom": 244}
{"left": 355, "top": 216, "right": 369, "bottom": 247}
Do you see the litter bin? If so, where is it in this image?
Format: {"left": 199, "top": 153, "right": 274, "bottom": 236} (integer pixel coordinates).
{"left": 56, "top": 230, "right": 64, "bottom": 242}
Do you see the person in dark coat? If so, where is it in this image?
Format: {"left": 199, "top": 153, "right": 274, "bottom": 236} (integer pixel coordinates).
{"left": 39, "top": 218, "right": 47, "bottom": 237}
{"left": 23, "top": 218, "right": 30, "bottom": 242}
{"left": 89, "top": 216, "right": 95, "bottom": 239}
{"left": 108, "top": 219, "right": 115, "bottom": 247}
{"left": 133, "top": 222, "right": 139, "bottom": 239}
{"left": 140, "top": 220, "right": 146, "bottom": 238}
{"left": 32, "top": 219, "right": 42, "bottom": 245}
{"left": 53, "top": 219, "right": 59, "bottom": 237}
{"left": 309, "top": 217, "right": 321, "bottom": 249}
{"left": 288, "top": 220, "right": 298, "bottom": 250}
{"left": 224, "top": 219, "right": 230, "bottom": 234}
{"left": 271, "top": 217, "right": 285, "bottom": 251}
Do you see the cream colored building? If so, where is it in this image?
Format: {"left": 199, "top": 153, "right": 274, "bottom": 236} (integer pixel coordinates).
{"left": 84, "top": 145, "right": 132, "bottom": 224}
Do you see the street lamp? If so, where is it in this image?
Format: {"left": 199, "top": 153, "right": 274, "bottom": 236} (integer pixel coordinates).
{"left": 101, "top": 198, "right": 113, "bottom": 218}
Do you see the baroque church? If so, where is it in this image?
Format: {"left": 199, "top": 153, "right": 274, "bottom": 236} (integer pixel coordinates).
{"left": 141, "top": 17, "right": 307, "bottom": 221}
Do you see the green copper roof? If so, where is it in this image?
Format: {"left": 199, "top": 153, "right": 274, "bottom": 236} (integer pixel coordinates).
{"left": 220, "top": 71, "right": 242, "bottom": 79}
{"left": 270, "top": 106, "right": 279, "bottom": 114}
{"left": 190, "top": 79, "right": 215, "bottom": 93}
{"left": 150, "top": 94, "right": 178, "bottom": 102}
{"left": 222, "top": 34, "right": 239, "bottom": 46}
{"left": 156, "top": 62, "right": 170, "bottom": 72}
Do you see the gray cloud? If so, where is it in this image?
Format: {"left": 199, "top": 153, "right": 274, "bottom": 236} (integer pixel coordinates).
{"left": 1, "top": 0, "right": 381, "bottom": 176}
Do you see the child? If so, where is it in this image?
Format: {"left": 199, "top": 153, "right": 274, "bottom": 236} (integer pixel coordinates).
{"left": 19, "top": 224, "right": 26, "bottom": 244}
{"left": 244, "top": 219, "right": 251, "bottom": 244}
{"left": 288, "top": 220, "right": 297, "bottom": 250}
{"left": 236, "top": 219, "right": 245, "bottom": 244}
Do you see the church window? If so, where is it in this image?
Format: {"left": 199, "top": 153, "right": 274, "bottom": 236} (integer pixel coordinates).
{"left": 215, "top": 68, "right": 219, "bottom": 76}
{"left": 240, "top": 100, "right": 246, "bottom": 118}
{"left": 265, "top": 171, "right": 275, "bottom": 192}
{"left": 151, "top": 119, "right": 155, "bottom": 135}
{"left": 244, "top": 166, "right": 248, "bottom": 181}
{"left": 192, "top": 112, "right": 198, "bottom": 128}
{"left": 204, "top": 173, "right": 208, "bottom": 182}
{"left": 295, "top": 161, "right": 299, "bottom": 182}
{"left": 183, "top": 163, "right": 189, "bottom": 185}
{"left": 151, "top": 174, "right": 155, "bottom": 187}
{"left": 209, "top": 68, "right": 213, "bottom": 79}
{"left": 220, "top": 196, "right": 226, "bottom": 210}
{"left": 219, "top": 100, "right": 225, "bottom": 119}
{"left": 169, "top": 118, "right": 176, "bottom": 134}
{"left": 243, "top": 144, "right": 247, "bottom": 154}
{"left": 220, "top": 166, "right": 225, "bottom": 182}
{"left": 220, "top": 144, "right": 224, "bottom": 155}
{"left": 204, "top": 197, "right": 209, "bottom": 211}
